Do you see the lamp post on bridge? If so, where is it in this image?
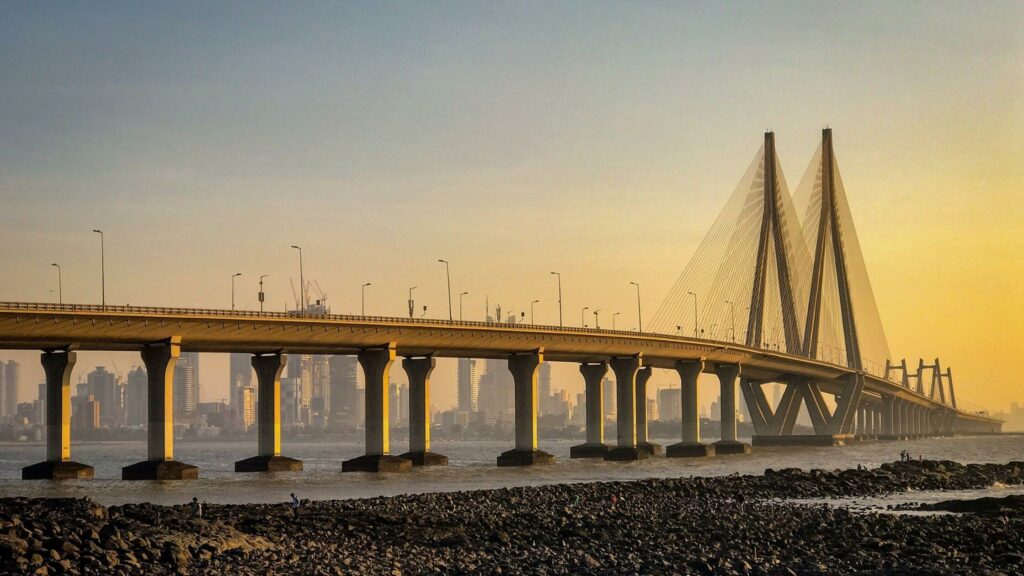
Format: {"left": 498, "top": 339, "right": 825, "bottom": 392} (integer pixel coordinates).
{"left": 530, "top": 299, "right": 539, "bottom": 324}
{"left": 92, "top": 229, "right": 105, "bottom": 308}
{"left": 581, "top": 306, "right": 589, "bottom": 328}
{"left": 438, "top": 259, "right": 452, "bottom": 321}
{"left": 51, "top": 263, "right": 62, "bottom": 305}
{"left": 459, "top": 291, "right": 469, "bottom": 321}
{"left": 593, "top": 309, "right": 601, "bottom": 329}
{"left": 630, "top": 281, "right": 642, "bottom": 332}
{"left": 687, "top": 291, "right": 697, "bottom": 338}
{"left": 290, "top": 245, "right": 304, "bottom": 313}
{"left": 613, "top": 311, "right": 621, "bottom": 330}
{"left": 231, "top": 272, "right": 242, "bottom": 310}
{"left": 550, "top": 272, "right": 562, "bottom": 328}
{"left": 258, "top": 274, "right": 268, "bottom": 313}
{"left": 361, "top": 282, "right": 372, "bottom": 316}
{"left": 408, "top": 286, "right": 417, "bottom": 319}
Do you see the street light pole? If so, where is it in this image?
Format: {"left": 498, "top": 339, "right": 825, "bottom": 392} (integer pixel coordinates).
{"left": 258, "top": 274, "right": 268, "bottom": 313}
{"left": 231, "top": 272, "right": 242, "bottom": 310}
{"left": 725, "top": 300, "right": 736, "bottom": 342}
{"left": 581, "top": 306, "right": 589, "bottom": 328}
{"left": 408, "top": 287, "right": 417, "bottom": 319}
{"left": 290, "top": 245, "right": 304, "bottom": 313}
{"left": 612, "top": 311, "right": 620, "bottom": 330}
{"left": 593, "top": 309, "right": 601, "bottom": 329}
{"left": 362, "top": 282, "right": 372, "bottom": 315}
{"left": 438, "top": 259, "right": 452, "bottom": 321}
{"left": 550, "top": 272, "right": 562, "bottom": 327}
{"left": 530, "top": 299, "right": 539, "bottom": 324}
{"left": 687, "top": 291, "right": 697, "bottom": 338}
{"left": 51, "top": 263, "right": 62, "bottom": 305}
{"left": 630, "top": 281, "right": 642, "bottom": 332}
{"left": 459, "top": 291, "right": 468, "bottom": 321}
{"left": 92, "top": 229, "right": 105, "bottom": 307}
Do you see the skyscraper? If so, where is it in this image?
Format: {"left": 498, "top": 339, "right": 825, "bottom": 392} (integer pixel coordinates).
{"left": 329, "top": 355, "right": 358, "bottom": 426}
{"left": 538, "top": 363, "right": 552, "bottom": 415}
{"left": 173, "top": 352, "right": 200, "bottom": 419}
{"left": 292, "top": 355, "right": 313, "bottom": 425}
{"left": 602, "top": 377, "right": 616, "bottom": 421}
{"left": 0, "top": 360, "right": 19, "bottom": 423}
{"left": 658, "top": 388, "right": 682, "bottom": 422}
{"left": 477, "top": 359, "right": 514, "bottom": 417}
{"left": 87, "top": 366, "right": 119, "bottom": 429}
{"left": 229, "top": 353, "right": 252, "bottom": 425}
{"left": 457, "top": 358, "right": 478, "bottom": 413}
{"left": 124, "top": 366, "right": 147, "bottom": 428}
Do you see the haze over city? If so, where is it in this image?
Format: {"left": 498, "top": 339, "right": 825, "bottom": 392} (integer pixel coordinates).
{"left": 1, "top": 1, "right": 1021, "bottom": 416}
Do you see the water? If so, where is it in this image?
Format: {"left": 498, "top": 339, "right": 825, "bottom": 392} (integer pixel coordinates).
{"left": 0, "top": 434, "right": 1021, "bottom": 506}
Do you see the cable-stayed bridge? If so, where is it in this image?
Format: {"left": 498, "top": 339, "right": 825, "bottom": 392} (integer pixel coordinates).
{"left": 1, "top": 129, "right": 1001, "bottom": 480}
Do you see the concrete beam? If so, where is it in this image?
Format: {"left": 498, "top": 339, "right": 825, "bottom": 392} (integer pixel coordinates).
{"left": 123, "top": 337, "right": 199, "bottom": 480}
{"left": 235, "top": 353, "right": 302, "bottom": 472}
{"left": 22, "top": 349, "right": 94, "bottom": 480}
{"left": 635, "top": 366, "right": 661, "bottom": 456}
{"left": 343, "top": 343, "right": 412, "bottom": 472}
{"left": 667, "top": 359, "right": 714, "bottom": 458}
{"left": 498, "top": 350, "right": 555, "bottom": 466}
{"left": 571, "top": 361, "right": 609, "bottom": 458}
{"left": 714, "top": 364, "right": 750, "bottom": 455}
{"left": 400, "top": 356, "right": 447, "bottom": 466}
{"left": 605, "top": 355, "right": 647, "bottom": 461}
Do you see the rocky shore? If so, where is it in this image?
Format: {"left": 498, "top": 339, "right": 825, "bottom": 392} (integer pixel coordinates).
{"left": 2, "top": 460, "right": 1022, "bottom": 575}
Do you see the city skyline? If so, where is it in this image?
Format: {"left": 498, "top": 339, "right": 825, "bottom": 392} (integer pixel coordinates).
{"left": 1, "top": 2, "right": 1021, "bottom": 414}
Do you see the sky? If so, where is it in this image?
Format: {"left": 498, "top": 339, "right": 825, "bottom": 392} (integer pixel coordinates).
{"left": 1, "top": 1, "right": 1022, "bottom": 414}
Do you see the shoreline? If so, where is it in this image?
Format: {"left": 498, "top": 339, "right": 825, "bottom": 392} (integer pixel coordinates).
{"left": 1, "top": 460, "right": 1022, "bottom": 575}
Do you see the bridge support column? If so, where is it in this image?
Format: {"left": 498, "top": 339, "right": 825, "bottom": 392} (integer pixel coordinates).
{"left": 635, "top": 367, "right": 661, "bottom": 456}
{"left": 123, "top": 337, "right": 199, "bottom": 480}
{"left": 571, "top": 362, "right": 609, "bottom": 458}
{"left": 668, "top": 360, "right": 714, "bottom": 457}
{"left": 855, "top": 405, "right": 865, "bottom": 437}
{"left": 879, "top": 396, "right": 895, "bottom": 440}
{"left": 344, "top": 344, "right": 411, "bottom": 472}
{"left": 605, "top": 355, "right": 647, "bottom": 461}
{"left": 899, "top": 399, "right": 911, "bottom": 438}
{"left": 399, "top": 356, "right": 447, "bottom": 466}
{"left": 23, "top": 349, "right": 94, "bottom": 480}
{"left": 235, "top": 354, "right": 302, "bottom": 472}
{"left": 713, "top": 364, "right": 750, "bottom": 454}
{"left": 498, "top": 350, "right": 555, "bottom": 466}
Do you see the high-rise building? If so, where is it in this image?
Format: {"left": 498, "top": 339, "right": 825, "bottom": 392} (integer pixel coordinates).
{"left": 602, "top": 377, "right": 616, "bottom": 421}
{"left": 477, "top": 359, "right": 514, "bottom": 417}
{"left": 657, "top": 388, "right": 682, "bottom": 422}
{"left": 647, "top": 398, "right": 658, "bottom": 423}
{"left": 241, "top": 385, "right": 256, "bottom": 430}
{"left": 538, "top": 363, "right": 552, "bottom": 415}
{"left": 457, "top": 358, "right": 479, "bottom": 413}
{"left": 1, "top": 360, "right": 20, "bottom": 422}
{"left": 173, "top": 352, "right": 200, "bottom": 419}
{"left": 329, "top": 355, "right": 358, "bottom": 426}
{"left": 36, "top": 382, "right": 46, "bottom": 428}
{"left": 311, "top": 355, "right": 330, "bottom": 418}
{"left": 398, "top": 383, "right": 408, "bottom": 426}
{"left": 281, "top": 376, "right": 300, "bottom": 429}
{"left": 124, "top": 366, "right": 147, "bottom": 428}
{"left": 229, "top": 353, "right": 252, "bottom": 425}
{"left": 388, "top": 381, "right": 399, "bottom": 425}
{"left": 291, "top": 355, "right": 313, "bottom": 425}
{"left": 87, "top": 366, "right": 119, "bottom": 429}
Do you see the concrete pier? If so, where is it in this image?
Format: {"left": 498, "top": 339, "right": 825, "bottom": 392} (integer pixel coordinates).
{"left": 667, "top": 359, "right": 715, "bottom": 458}
{"left": 399, "top": 356, "right": 448, "bottom": 466}
{"left": 635, "top": 366, "right": 662, "bottom": 456}
{"left": 713, "top": 364, "right": 750, "bottom": 454}
{"left": 498, "top": 350, "right": 555, "bottom": 466}
{"left": 605, "top": 355, "right": 647, "bottom": 461}
{"left": 123, "top": 337, "right": 199, "bottom": 480}
{"left": 344, "top": 344, "right": 412, "bottom": 472}
{"left": 235, "top": 353, "right": 303, "bottom": 472}
{"left": 570, "top": 361, "right": 609, "bottom": 458}
{"left": 23, "top": 349, "right": 95, "bottom": 480}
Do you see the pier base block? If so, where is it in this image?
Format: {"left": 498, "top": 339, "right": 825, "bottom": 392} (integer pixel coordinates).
{"left": 22, "top": 460, "right": 95, "bottom": 480}
{"left": 713, "top": 441, "right": 751, "bottom": 455}
{"left": 604, "top": 446, "right": 650, "bottom": 462}
{"left": 569, "top": 443, "right": 609, "bottom": 459}
{"left": 234, "top": 455, "right": 304, "bottom": 473}
{"left": 342, "top": 454, "right": 412, "bottom": 473}
{"left": 637, "top": 442, "right": 663, "bottom": 457}
{"left": 399, "top": 451, "right": 449, "bottom": 467}
{"left": 666, "top": 442, "right": 716, "bottom": 458}
{"left": 752, "top": 435, "right": 851, "bottom": 447}
{"left": 122, "top": 460, "right": 199, "bottom": 481}
{"left": 497, "top": 449, "right": 556, "bottom": 467}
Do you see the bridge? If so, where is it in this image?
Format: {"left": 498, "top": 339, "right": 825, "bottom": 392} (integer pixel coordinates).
{"left": 5, "top": 128, "right": 1001, "bottom": 480}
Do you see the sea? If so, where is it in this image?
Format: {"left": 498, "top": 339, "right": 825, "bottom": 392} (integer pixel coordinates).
{"left": 1, "top": 434, "right": 1021, "bottom": 507}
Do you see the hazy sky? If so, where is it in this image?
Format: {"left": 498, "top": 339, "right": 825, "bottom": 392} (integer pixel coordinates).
{"left": 1, "top": 2, "right": 1021, "bottom": 413}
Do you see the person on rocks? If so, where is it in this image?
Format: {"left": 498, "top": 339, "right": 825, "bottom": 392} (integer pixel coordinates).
{"left": 191, "top": 497, "right": 203, "bottom": 519}
{"left": 290, "top": 493, "right": 301, "bottom": 519}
